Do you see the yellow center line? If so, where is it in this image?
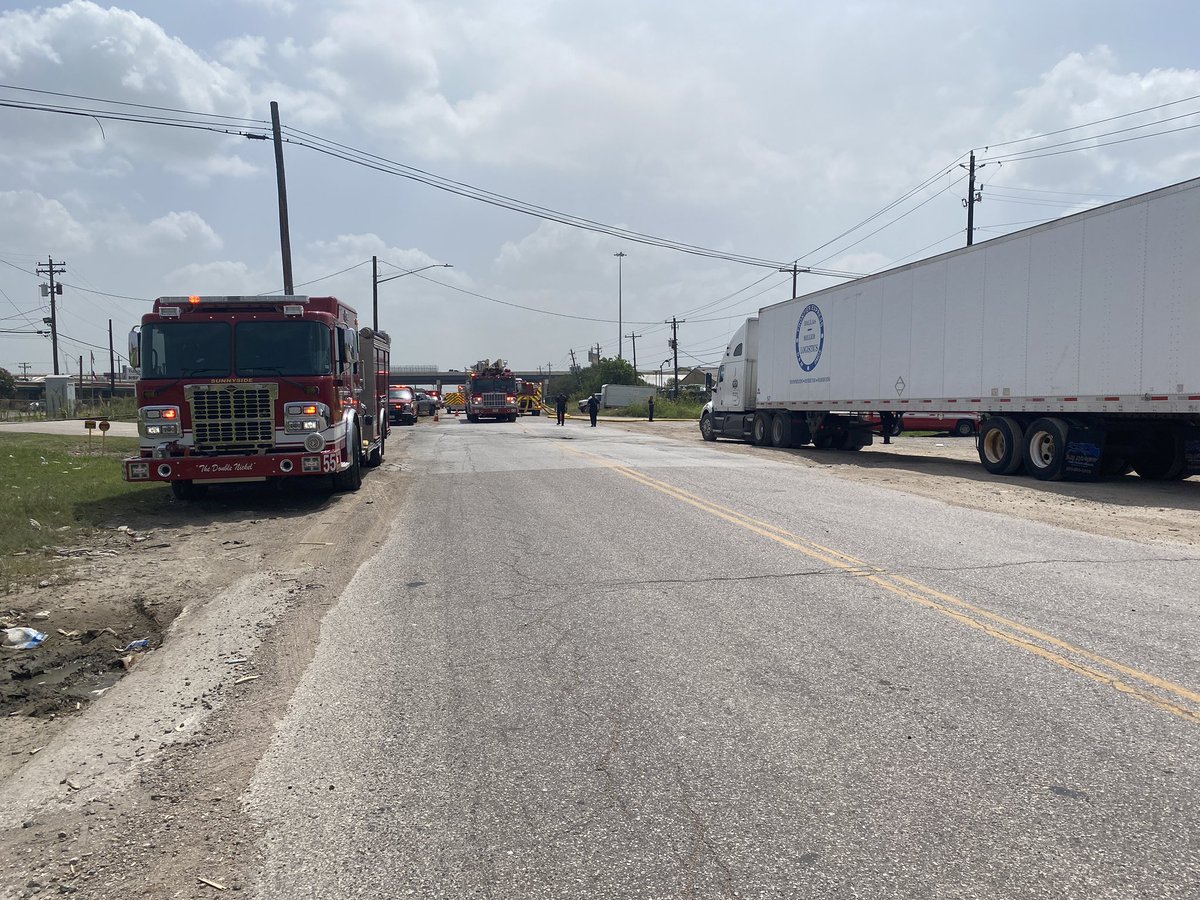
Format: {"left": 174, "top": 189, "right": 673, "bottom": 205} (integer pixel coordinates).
{"left": 564, "top": 445, "right": 1200, "bottom": 725}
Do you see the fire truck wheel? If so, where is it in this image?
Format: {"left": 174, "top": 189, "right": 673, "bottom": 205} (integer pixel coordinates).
{"left": 333, "top": 426, "right": 363, "bottom": 492}
{"left": 171, "top": 480, "right": 208, "bottom": 501}
{"left": 367, "top": 433, "right": 384, "bottom": 468}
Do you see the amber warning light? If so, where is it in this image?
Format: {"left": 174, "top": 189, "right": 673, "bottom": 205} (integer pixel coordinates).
{"left": 188, "top": 295, "right": 201, "bottom": 305}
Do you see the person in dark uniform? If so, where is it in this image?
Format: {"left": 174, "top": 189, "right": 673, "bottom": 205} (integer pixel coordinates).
{"left": 587, "top": 393, "right": 599, "bottom": 427}
{"left": 554, "top": 393, "right": 567, "bottom": 426}
{"left": 647, "top": 395, "right": 655, "bottom": 422}
{"left": 879, "top": 411, "right": 897, "bottom": 445}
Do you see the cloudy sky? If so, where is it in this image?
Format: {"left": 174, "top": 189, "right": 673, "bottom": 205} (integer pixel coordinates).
{"left": 2, "top": 0, "right": 1198, "bottom": 380}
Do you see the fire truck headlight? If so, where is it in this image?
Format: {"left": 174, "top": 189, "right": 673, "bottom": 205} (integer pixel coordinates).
{"left": 139, "top": 406, "right": 181, "bottom": 438}
{"left": 284, "top": 401, "right": 329, "bottom": 434}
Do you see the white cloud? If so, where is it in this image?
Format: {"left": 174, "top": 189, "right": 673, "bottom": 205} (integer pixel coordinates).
{"left": 106, "top": 211, "right": 223, "bottom": 255}
{"left": 219, "top": 35, "right": 268, "bottom": 70}
{"left": 0, "top": 190, "right": 93, "bottom": 253}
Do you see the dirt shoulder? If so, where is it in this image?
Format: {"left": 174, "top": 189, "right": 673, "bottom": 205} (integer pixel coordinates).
{"left": 2, "top": 418, "right": 1198, "bottom": 898}
{"left": 0, "top": 447, "right": 407, "bottom": 898}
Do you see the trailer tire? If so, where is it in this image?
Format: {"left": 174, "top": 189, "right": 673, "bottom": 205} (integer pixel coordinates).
{"left": 700, "top": 411, "right": 717, "bottom": 442}
{"left": 978, "top": 416, "right": 1025, "bottom": 475}
{"left": 170, "top": 480, "right": 208, "bottom": 501}
{"left": 751, "top": 412, "right": 770, "bottom": 447}
{"left": 1132, "top": 431, "right": 1186, "bottom": 481}
{"left": 954, "top": 419, "right": 976, "bottom": 437}
{"left": 1023, "top": 417, "right": 1069, "bottom": 480}
{"left": 770, "top": 412, "right": 793, "bottom": 448}
{"left": 333, "top": 425, "right": 363, "bottom": 492}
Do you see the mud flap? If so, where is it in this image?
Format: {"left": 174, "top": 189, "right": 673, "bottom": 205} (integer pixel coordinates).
{"left": 1063, "top": 426, "right": 1105, "bottom": 480}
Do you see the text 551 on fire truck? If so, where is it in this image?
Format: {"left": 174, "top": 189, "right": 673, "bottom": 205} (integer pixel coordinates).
{"left": 123, "top": 295, "right": 389, "bottom": 500}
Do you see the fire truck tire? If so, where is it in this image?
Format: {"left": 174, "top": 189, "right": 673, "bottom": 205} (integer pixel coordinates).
{"left": 367, "top": 433, "right": 384, "bottom": 468}
{"left": 333, "top": 426, "right": 363, "bottom": 492}
{"left": 171, "top": 480, "right": 208, "bottom": 501}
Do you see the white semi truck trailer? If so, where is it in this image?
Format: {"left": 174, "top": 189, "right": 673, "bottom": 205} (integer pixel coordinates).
{"left": 701, "top": 176, "right": 1200, "bottom": 481}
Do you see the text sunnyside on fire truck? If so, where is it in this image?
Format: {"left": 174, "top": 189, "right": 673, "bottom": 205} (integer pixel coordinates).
{"left": 123, "top": 295, "right": 389, "bottom": 500}
{"left": 464, "top": 360, "right": 519, "bottom": 422}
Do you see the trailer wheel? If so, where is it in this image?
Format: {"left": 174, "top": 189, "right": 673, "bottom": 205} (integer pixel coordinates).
{"left": 333, "top": 425, "right": 363, "bottom": 492}
{"left": 1132, "top": 431, "right": 1186, "bottom": 480}
{"left": 978, "top": 416, "right": 1025, "bottom": 475}
{"left": 770, "top": 412, "right": 793, "bottom": 449}
{"left": 170, "top": 480, "right": 208, "bottom": 501}
{"left": 751, "top": 412, "right": 770, "bottom": 446}
{"left": 954, "top": 419, "right": 976, "bottom": 437}
{"left": 699, "top": 411, "right": 717, "bottom": 442}
{"left": 1023, "top": 417, "right": 1069, "bottom": 480}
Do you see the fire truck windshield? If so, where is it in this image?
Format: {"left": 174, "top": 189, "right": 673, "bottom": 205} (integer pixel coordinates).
{"left": 141, "top": 322, "right": 232, "bottom": 378}
{"left": 235, "top": 321, "right": 332, "bottom": 376}
{"left": 469, "top": 377, "right": 515, "bottom": 392}
{"left": 141, "top": 320, "right": 333, "bottom": 379}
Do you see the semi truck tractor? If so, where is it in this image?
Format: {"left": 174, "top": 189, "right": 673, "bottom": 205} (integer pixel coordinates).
{"left": 124, "top": 295, "right": 388, "bottom": 498}
{"left": 701, "top": 176, "right": 1200, "bottom": 482}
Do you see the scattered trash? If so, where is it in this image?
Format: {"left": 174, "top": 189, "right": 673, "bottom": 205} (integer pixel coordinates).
{"left": 224, "top": 657, "right": 247, "bottom": 665}
{"left": 233, "top": 675, "right": 260, "bottom": 685}
{"left": 29, "top": 747, "right": 43, "bottom": 755}
{"left": 197, "top": 875, "right": 228, "bottom": 891}
{"left": 115, "top": 654, "right": 138, "bottom": 672}
{"left": 32, "top": 610, "right": 51, "bottom": 620}
{"left": 63, "top": 778, "right": 81, "bottom": 791}
{"left": 125, "top": 639, "right": 150, "bottom": 652}
{"left": 3, "top": 627, "right": 47, "bottom": 650}
{"left": 29, "top": 518, "right": 42, "bottom": 529}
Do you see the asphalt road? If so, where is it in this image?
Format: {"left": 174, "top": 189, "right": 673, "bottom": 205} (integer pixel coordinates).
{"left": 245, "top": 416, "right": 1200, "bottom": 899}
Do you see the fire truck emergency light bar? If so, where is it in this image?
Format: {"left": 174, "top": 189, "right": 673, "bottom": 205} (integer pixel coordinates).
{"left": 156, "top": 296, "right": 312, "bottom": 305}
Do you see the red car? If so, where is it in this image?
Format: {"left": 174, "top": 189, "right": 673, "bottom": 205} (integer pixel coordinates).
{"left": 865, "top": 411, "right": 981, "bottom": 437}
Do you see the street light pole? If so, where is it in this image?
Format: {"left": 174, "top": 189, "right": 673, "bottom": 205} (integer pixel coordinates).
{"left": 614, "top": 251, "right": 626, "bottom": 360}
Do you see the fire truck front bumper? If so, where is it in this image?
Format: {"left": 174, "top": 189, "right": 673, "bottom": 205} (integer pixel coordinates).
{"left": 124, "top": 448, "right": 343, "bottom": 483}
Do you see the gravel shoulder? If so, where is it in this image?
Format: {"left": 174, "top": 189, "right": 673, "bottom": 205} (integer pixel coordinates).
{"left": 2, "top": 417, "right": 1197, "bottom": 897}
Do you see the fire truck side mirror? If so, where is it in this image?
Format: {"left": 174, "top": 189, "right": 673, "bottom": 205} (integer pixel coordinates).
{"left": 127, "top": 327, "right": 140, "bottom": 370}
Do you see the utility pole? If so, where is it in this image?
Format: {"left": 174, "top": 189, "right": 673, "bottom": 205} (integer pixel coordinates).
{"left": 372, "top": 255, "right": 379, "bottom": 332}
{"left": 270, "top": 101, "right": 295, "bottom": 294}
{"left": 614, "top": 251, "right": 627, "bottom": 360}
{"left": 568, "top": 348, "right": 578, "bottom": 372}
{"left": 626, "top": 331, "right": 640, "bottom": 375}
{"left": 961, "top": 151, "right": 983, "bottom": 247}
{"left": 668, "top": 317, "right": 684, "bottom": 399}
{"left": 778, "top": 263, "right": 808, "bottom": 299}
{"left": 108, "top": 319, "right": 116, "bottom": 399}
{"left": 37, "top": 257, "right": 64, "bottom": 375}
{"left": 18, "top": 363, "right": 31, "bottom": 378}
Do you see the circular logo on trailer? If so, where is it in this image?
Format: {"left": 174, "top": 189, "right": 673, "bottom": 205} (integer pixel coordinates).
{"left": 795, "top": 304, "right": 824, "bottom": 372}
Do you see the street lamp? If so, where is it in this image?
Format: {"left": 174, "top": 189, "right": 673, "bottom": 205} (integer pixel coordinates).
{"left": 614, "top": 251, "right": 626, "bottom": 360}
{"left": 658, "top": 357, "right": 670, "bottom": 389}
{"left": 372, "top": 257, "right": 453, "bottom": 331}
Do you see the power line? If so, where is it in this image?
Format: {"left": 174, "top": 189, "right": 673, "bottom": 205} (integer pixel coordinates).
{"left": 981, "top": 92, "right": 1200, "bottom": 151}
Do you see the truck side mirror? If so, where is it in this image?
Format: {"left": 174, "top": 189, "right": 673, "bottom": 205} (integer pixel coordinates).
{"left": 127, "top": 327, "right": 140, "bottom": 370}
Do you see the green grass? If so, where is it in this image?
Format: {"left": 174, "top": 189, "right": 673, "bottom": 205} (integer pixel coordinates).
{"left": 618, "top": 397, "right": 707, "bottom": 419}
{"left": 0, "top": 433, "right": 163, "bottom": 589}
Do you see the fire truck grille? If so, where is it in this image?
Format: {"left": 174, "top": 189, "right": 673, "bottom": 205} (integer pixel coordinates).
{"left": 482, "top": 392, "right": 509, "bottom": 406}
{"left": 187, "top": 384, "right": 277, "bottom": 452}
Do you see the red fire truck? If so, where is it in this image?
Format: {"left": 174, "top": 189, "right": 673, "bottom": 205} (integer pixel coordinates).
{"left": 465, "top": 360, "right": 519, "bottom": 422}
{"left": 123, "top": 295, "right": 389, "bottom": 499}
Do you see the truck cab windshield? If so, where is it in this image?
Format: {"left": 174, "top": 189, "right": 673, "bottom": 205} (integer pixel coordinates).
{"left": 141, "top": 322, "right": 232, "bottom": 379}
{"left": 470, "top": 378, "right": 515, "bottom": 392}
{"left": 236, "top": 321, "right": 333, "bottom": 376}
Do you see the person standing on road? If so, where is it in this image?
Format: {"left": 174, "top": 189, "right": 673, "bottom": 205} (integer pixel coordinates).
{"left": 879, "top": 411, "right": 897, "bottom": 445}
{"left": 587, "top": 393, "right": 599, "bottom": 427}
{"left": 647, "top": 395, "right": 655, "bottom": 422}
{"left": 555, "top": 393, "right": 567, "bottom": 426}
